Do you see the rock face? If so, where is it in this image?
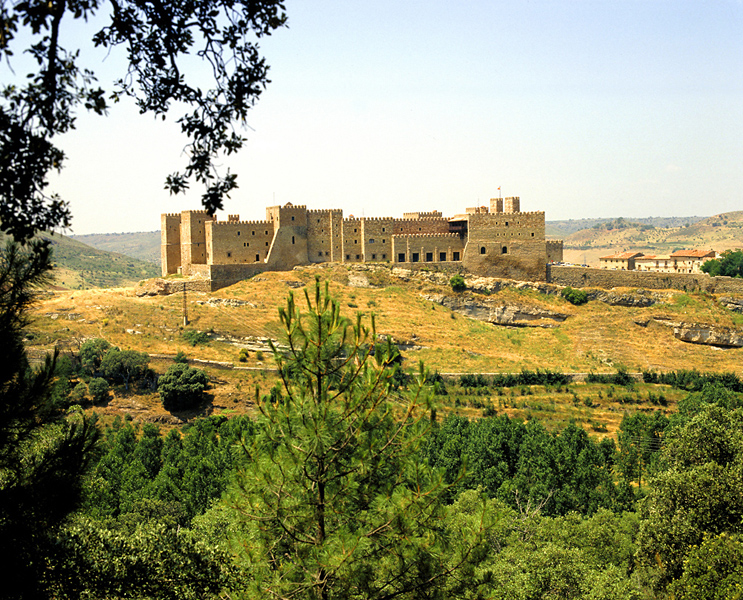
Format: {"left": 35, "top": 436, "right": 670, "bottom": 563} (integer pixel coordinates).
{"left": 720, "top": 296, "right": 743, "bottom": 313}
{"left": 590, "top": 290, "right": 660, "bottom": 307}
{"left": 641, "top": 316, "right": 743, "bottom": 348}
{"left": 423, "top": 294, "right": 569, "bottom": 328}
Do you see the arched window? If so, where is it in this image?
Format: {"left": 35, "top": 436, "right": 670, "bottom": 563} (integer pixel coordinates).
{"left": 502, "top": 246, "right": 508, "bottom": 254}
{"left": 480, "top": 246, "right": 486, "bottom": 255}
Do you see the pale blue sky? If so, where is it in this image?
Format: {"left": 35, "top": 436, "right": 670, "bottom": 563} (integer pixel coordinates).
{"left": 39, "top": 0, "right": 743, "bottom": 233}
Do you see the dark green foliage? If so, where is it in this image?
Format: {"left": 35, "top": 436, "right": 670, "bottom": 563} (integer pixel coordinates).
{"left": 636, "top": 405, "right": 743, "bottom": 592}
{"left": 100, "top": 348, "right": 150, "bottom": 391}
{"left": 174, "top": 350, "right": 189, "bottom": 364}
{"left": 587, "top": 368, "right": 635, "bottom": 386}
{"left": 79, "top": 338, "right": 113, "bottom": 375}
{"left": 460, "top": 369, "right": 570, "bottom": 389}
{"left": 182, "top": 329, "right": 210, "bottom": 346}
{"left": 425, "top": 415, "right": 622, "bottom": 515}
{"left": 701, "top": 249, "right": 743, "bottom": 277}
{"left": 561, "top": 286, "right": 589, "bottom": 305}
{"left": 616, "top": 411, "right": 669, "bottom": 490}
{"left": 667, "top": 533, "right": 743, "bottom": 600}
{"left": 450, "top": 273, "right": 466, "bottom": 291}
{"left": 158, "top": 363, "right": 209, "bottom": 412}
{"left": 642, "top": 368, "right": 743, "bottom": 392}
{"left": 88, "top": 377, "right": 110, "bottom": 403}
{"left": 0, "top": 0, "right": 288, "bottom": 242}
{"left": 0, "top": 241, "right": 99, "bottom": 597}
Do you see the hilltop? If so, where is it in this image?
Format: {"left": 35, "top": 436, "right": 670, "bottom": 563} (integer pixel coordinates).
{"left": 27, "top": 263, "right": 743, "bottom": 434}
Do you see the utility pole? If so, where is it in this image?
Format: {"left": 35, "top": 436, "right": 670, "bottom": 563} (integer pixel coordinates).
{"left": 182, "top": 283, "right": 189, "bottom": 327}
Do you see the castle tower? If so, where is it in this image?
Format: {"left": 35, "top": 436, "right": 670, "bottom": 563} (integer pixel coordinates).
{"left": 504, "top": 197, "right": 520, "bottom": 213}
{"left": 489, "top": 198, "right": 503, "bottom": 213}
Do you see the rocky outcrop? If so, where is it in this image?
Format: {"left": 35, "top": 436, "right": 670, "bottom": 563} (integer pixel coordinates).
{"left": 720, "top": 296, "right": 743, "bottom": 313}
{"left": 196, "top": 297, "right": 256, "bottom": 308}
{"left": 590, "top": 290, "right": 663, "bottom": 307}
{"left": 637, "top": 316, "right": 743, "bottom": 348}
{"left": 423, "top": 293, "right": 569, "bottom": 328}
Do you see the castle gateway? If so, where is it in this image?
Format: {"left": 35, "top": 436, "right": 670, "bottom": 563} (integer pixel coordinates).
{"left": 161, "top": 197, "right": 563, "bottom": 290}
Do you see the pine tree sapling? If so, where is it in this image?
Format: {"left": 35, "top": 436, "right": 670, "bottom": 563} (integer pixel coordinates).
{"left": 227, "top": 279, "right": 488, "bottom": 600}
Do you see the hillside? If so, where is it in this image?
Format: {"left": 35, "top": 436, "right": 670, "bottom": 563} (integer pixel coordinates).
{"left": 26, "top": 263, "right": 743, "bottom": 434}
{"left": 562, "top": 210, "right": 743, "bottom": 266}
{"left": 71, "top": 231, "right": 161, "bottom": 264}
{"left": 546, "top": 215, "right": 706, "bottom": 238}
{"left": 37, "top": 233, "right": 160, "bottom": 289}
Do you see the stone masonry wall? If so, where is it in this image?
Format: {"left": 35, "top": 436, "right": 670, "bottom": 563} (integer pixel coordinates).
{"left": 461, "top": 211, "right": 547, "bottom": 281}
{"left": 391, "top": 233, "right": 465, "bottom": 264}
{"left": 549, "top": 265, "right": 743, "bottom": 294}
{"left": 161, "top": 213, "right": 181, "bottom": 276}
{"left": 207, "top": 219, "right": 274, "bottom": 265}
{"left": 306, "top": 209, "right": 343, "bottom": 263}
{"left": 361, "top": 218, "right": 396, "bottom": 263}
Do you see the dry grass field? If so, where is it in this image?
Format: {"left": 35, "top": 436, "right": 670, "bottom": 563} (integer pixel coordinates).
{"left": 26, "top": 263, "right": 743, "bottom": 437}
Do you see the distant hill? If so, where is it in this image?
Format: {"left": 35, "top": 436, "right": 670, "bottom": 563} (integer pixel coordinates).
{"left": 37, "top": 233, "right": 160, "bottom": 289}
{"left": 71, "top": 231, "right": 161, "bottom": 265}
{"left": 545, "top": 216, "right": 706, "bottom": 238}
{"left": 560, "top": 211, "right": 743, "bottom": 266}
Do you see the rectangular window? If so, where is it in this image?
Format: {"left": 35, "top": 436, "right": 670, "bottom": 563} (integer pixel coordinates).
{"left": 356, "top": 254, "right": 360, "bottom": 260}
{"left": 227, "top": 252, "right": 231, "bottom": 258}
{"left": 346, "top": 254, "right": 350, "bottom": 260}
{"left": 439, "top": 252, "right": 447, "bottom": 261}
{"left": 398, "top": 253, "right": 405, "bottom": 262}
{"left": 426, "top": 252, "right": 433, "bottom": 262}
{"left": 256, "top": 254, "right": 260, "bottom": 261}
{"left": 369, "top": 239, "right": 375, "bottom": 244}
{"left": 453, "top": 251, "right": 460, "bottom": 261}
{"left": 382, "top": 254, "right": 386, "bottom": 260}
{"left": 371, "top": 254, "right": 376, "bottom": 260}
{"left": 382, "top": 227, "right": 386, "bottom": 232}
{"left": 412, "top": 253, "right": 419, "bottom": 262}
{"left": 266, "top": 241, "right": 269, "bottom": 246}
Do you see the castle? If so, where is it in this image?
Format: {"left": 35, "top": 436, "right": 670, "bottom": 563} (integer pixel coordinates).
{"left": 161, "top": 197, "right": 563, "bottom": 290}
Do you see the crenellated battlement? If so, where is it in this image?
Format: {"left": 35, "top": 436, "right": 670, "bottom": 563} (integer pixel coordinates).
{"left": 211, "top": 219, "right": 272, "bottom": 227}
{"left": 392, "top": 232, "right": 461, "bottom": 239}
{"left": 163, "top": 213, "right": 181, "bottom": 218}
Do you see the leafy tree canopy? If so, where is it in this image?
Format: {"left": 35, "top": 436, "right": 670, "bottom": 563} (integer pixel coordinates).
{"left": 0, "top": 0, "right": 287, "bottom": 242}
{"left": 701, "top": 249, "right": 743, "bottom": 278}
{"left": 158, "top": 362, "right": 208, "bottom": 411}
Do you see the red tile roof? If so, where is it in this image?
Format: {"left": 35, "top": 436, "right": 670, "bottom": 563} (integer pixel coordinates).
{"left": 599, "top": 251, "right": 644, "bottom": 260}
{"left": 670, "top": 249, "right": 715, "bottom": 258}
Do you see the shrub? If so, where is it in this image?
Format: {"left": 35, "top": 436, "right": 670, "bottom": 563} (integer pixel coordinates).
{"left": 561, "top": 286, "right": 588, "bottom": 305}
{"left": 88, "top": 377, "right": 110, "bottom": 403}
{"left": 449, "top": 274, "right": 466, "bottom": 292}
{"left": 238, "top": 348, "right": 250, "bottom": 362}
{"left": 158, "top": 363, "right": 209, "bottom": 412}
{"left": 174, "top": 350, "right": 189, "bottom": 364}
{"left": 181, "top": 330, "right": 210, "bottom": 346}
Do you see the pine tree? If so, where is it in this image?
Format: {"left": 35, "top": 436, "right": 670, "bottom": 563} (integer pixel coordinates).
{"left": 227, "top": 279, "right": 488, "bottom": 600}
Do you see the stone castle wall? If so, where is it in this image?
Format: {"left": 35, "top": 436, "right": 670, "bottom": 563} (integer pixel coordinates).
{"left": 306, "top": 209, "right": 343, "bottom": 263}
{"left": 206, "top": 219, "right": 274, "bottom": 265}
{"left": 549, "top": 265, "right": 743, "bottom": 294}
{"left": 546, "top": 240, "right": 564, "bottom": 263}
{"left": 461, "top": 211, "right": 547, "bottom": 281}
{"left": 391, "top": 233, "right": 466, "bottom": 264}
{"left": 161, "top": 213, "right": 182, "bottom": 276}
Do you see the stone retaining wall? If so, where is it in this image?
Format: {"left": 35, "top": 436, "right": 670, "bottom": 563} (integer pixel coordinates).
{"left": 549, "top": 265, "right": 743, "bottom": 294}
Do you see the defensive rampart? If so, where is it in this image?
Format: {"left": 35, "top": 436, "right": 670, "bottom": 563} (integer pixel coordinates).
{"left": 549, "top": 265, "right": 743, "bottom": 294}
